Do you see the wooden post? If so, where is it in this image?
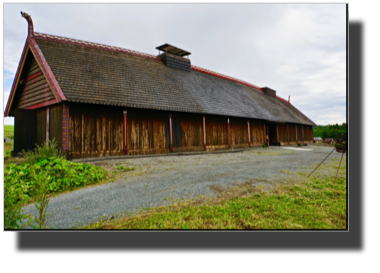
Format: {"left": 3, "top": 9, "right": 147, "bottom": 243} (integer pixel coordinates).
{"left": 123, "top": 109, "right": 128, "bottom": 155}
{"left": 276, "top": 124, "right": 279, "bottom": 144}
{"left": 46, "top": 106, "right": 50, "bottom": 143}
{"left": 228, "top": 118, "right": 231, "bottom": 149}
{"left": 169, "top": 113, "right": 173, "bottom": 152}
{"left": 203, "top": 115, "right": 206, "bottom": 150}
{"left": 287, "top": 124, "right": 289, "bottom": 145}
{"left": 295, "top": 125, "right": 298, "bottom": 143}
{"left": 247, "top": 120, "right": 251, "bottom": 147}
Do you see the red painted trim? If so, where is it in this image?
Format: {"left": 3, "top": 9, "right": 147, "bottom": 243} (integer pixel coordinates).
{"left": 4, "top": 39, "right": 29, "bottom": 117}
{"left": 25, "top": 71, "right": 42, "bottom": 82}
{"left": 46, "top": 107, "right": 50, "bottom": 142}
{"left": 192, "top": 65, "right": 263, "bottom": 92}
{"left": 276, "top": 95, "right": 290, "bottom": 104}
{"left": 203, "top": 116, "right": 206, "bottom": 150}
{"left": 302, "top": 125, "right": 304, "bottom": 142}
{"left": 28, "top": 37, "right": 66, "bottom": 102}
{"left": 25, "top": 98, "right": 58, "bottom": 110}
{"left": 169, "top": 113, "right": 173, "bottom": 152}
{"left": 33, "top": 32, "right": 161, "bottom": 62}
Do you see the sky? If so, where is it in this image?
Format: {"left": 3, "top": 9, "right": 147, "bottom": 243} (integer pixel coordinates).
{"left": 3, "top": 3, "right": 346, "bottom": 126}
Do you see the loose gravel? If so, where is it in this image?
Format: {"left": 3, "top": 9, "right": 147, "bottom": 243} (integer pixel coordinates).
{"left": 22, "top": 145, "right": 346, "bottom": 229}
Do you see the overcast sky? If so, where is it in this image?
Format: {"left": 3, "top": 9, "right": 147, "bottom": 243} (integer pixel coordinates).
{"left": 3, "top": 3, "right": 346, "bottom": 126}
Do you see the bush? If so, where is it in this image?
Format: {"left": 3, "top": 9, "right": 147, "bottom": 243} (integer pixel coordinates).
{"left": 22, "top": 139, "right": 64, "bottom": 164}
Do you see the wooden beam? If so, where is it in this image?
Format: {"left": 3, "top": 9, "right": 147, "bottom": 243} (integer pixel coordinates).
{"left": 302, "top": 125, "right": 304, "bottom": 143}
{"left": 169, "top": 113, "right": 173, "bottom": 152}
{"left": 123, "top": 109, "right": 128, "bottom": 155}
{"left": 295, "top": 125, "right": 298, "bottom": 143}
{"left": 263, "top": 122, "right": 266, "bottom": 145}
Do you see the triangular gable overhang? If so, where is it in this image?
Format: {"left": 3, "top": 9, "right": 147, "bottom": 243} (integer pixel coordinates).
{"left": 4, "top": 12, "right": 66, "bottom": 117}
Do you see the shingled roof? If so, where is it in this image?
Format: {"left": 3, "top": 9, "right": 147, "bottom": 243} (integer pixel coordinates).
{"left": 9, "top": 27, "right": 316, "bottom": 126}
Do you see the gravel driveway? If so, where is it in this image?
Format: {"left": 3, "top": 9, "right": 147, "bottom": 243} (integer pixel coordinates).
{"left": 22, "top": 145, "right": 345, "bottom": 229}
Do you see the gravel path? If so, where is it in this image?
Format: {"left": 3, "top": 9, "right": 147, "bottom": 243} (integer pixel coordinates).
{"left": 22, "top": 145, "right": 345, "bottom": 229}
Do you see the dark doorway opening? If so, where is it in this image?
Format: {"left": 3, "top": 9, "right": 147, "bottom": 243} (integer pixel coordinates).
{"left": 267, "top": 123, "right": 278, "bottom": 146}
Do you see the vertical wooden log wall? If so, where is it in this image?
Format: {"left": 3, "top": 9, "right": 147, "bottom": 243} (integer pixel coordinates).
{"left": 247, "top": 120, "right": 251, "bottom": 147}
{"left": 62, "top": 103, "right": 69, "bottom": 153}
{"left": 123, "top": 109, "right": 128, "bottom": 155}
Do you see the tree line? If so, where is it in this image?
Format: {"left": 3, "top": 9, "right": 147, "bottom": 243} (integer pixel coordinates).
{"left": 313, "top": 123, "right": 347, "bottom": 140}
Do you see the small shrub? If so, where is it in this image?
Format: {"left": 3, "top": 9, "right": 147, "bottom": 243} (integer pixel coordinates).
{"left": 23, "top": 139, "right": 63, "bottom": 164}
{"left": 262, "top": 144, "right": 268, "bottom": 148}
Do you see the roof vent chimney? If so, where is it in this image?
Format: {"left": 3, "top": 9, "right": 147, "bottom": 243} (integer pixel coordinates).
{"left": 156, "top": 43, "right": 191, "bottom": 72}
{"left": 262, "top": 87, "right": 277, "bottom": 98}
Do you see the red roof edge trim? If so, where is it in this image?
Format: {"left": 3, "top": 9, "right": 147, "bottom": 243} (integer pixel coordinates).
{"left": 33, "top": 32, "right": 161, "bottom": 62}
{"left": 28, "top": 37, "right": 66, "bottom": 102}
{"left": 191, "top": 65, "right": 263, "bottom": 92}
{"left": 276, "top": 95, "right": 290, "bottom": 104}
{"left": 4, "top": 38, "right": 29, "bottom": 117}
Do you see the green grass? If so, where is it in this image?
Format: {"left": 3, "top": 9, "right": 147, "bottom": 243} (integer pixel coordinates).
{"left": 4, "top": 125, "right": 14, "bottom": 158}
{"left": 84, "top": 160, "right": 347, "bottom": 230}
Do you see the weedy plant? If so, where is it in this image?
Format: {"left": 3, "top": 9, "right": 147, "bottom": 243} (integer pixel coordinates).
{"left": 4, "top": 139, "right": 108, "bottom": 229}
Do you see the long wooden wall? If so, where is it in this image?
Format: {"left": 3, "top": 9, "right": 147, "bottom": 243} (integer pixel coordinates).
{"left": 66, "top": 103, "right": 312, "bottom": 158}
{"left": 172, "top": 112, "right": 203, "bottom": 152}
{"left": 205, "top": 114, "right": 228, "bottom": 150}
{"left": 249, "top": 119, "right": 264, "bottom": 146}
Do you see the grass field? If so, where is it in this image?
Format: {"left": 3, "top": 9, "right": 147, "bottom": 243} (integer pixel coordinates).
{"left": 4, "top": 125, "right": 14, "bottom": 158}
{"left": 84, "top": 159, "right": 346, "bottom": 230}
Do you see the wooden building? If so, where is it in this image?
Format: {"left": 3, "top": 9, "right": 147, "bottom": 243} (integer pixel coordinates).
{"left": 5, "top": 13, "right": 316, "bottom": 159}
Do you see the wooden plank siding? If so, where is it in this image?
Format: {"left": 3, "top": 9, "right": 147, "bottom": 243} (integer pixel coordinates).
{"left": 230, "top": 117, "right": 249, "bottom": 149}
{"left": 35, "top": 107, "right": 47, "bottom": 147}
{"left": 13, "top": 108, "right": 37, "bottom": 153}
{"left": 205, "top": 114, "right": 228, "bottom": 150}
{"left": 68, "top": 104, "right": 170, "bottom": 158}
{"left": 15, "top": 54, "right": 56, "bottom": 109}
{"left": 172, "top": 112, "right": 203, "bottom": 152}
{"left": 288, "top": 123, "right": 297, "bottom": 144}
{"left": 296, "top": 124, "right": 304, "bottom": 144}
{"left": 249, "top": 119, "right": 265, "bottom": 146}
{"left": 278, "top": 123, "right": 289, "bottom": 145}
{"left": 128, "top": 108, "right": 169, "bottom": 155}
{"left": 49, "top": 103, "right": 63, "bottom": 148}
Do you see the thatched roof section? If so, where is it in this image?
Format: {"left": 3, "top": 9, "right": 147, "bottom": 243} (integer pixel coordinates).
{"left": 34, "top": 36, "right": 316, "bottom": 126}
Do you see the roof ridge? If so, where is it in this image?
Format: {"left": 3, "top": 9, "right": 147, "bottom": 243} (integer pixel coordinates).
{"left": 34, "top": 32, "right": 161, "bottom": 61}
{"left": 33, "top": 32, "right": 294, "bottom": 104}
